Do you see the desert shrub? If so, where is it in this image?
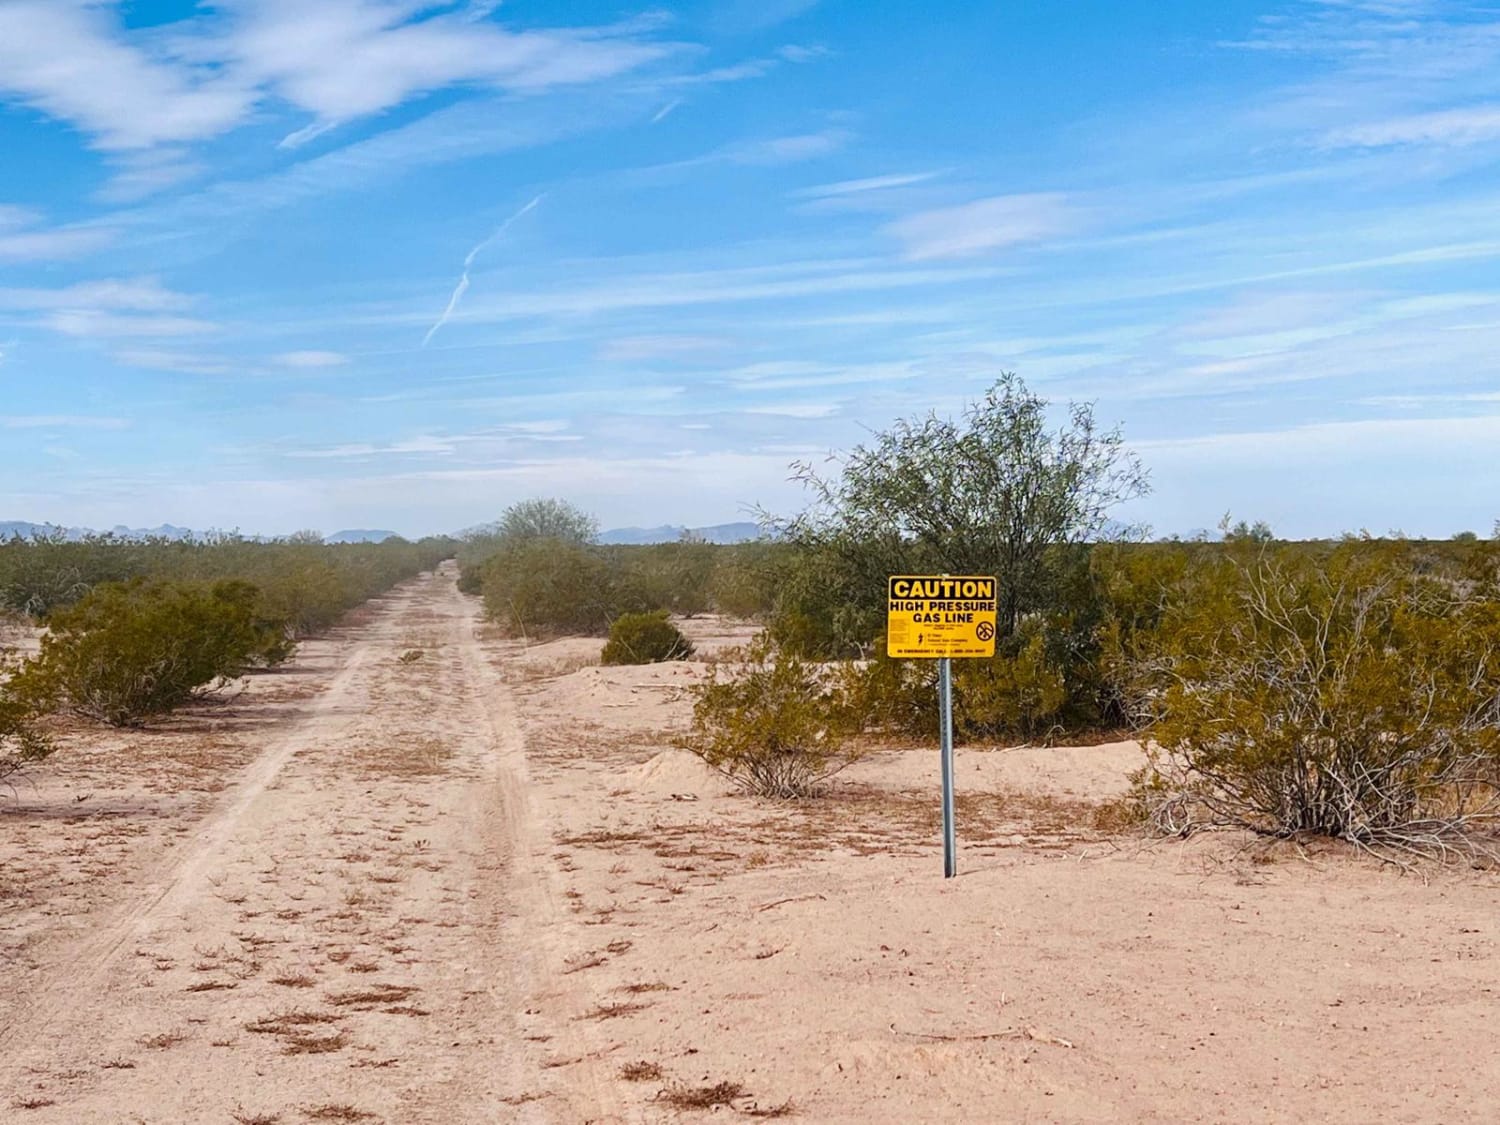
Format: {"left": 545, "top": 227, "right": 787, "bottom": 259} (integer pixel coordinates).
{"left": 0, "top": 695, "right": 53, "bottom": 786}
{"left": 613, "top": 540, "right": 716, "bottom": 617}
{"left": 479, "top": 537, "right": 618, "bottom": 636}
{"left": 10, "top": 579, "right": 293, "bottom": 727}
{"left": 852, "top": 616, "right": 1094, "bottom": 743}
{"left": 601, "top": 611, "right": 693, "bottom": 665}
{"left": 1, "top": 653, "right": 53, "bottom": 785}
{"left": 707, "top": 541, "right": 782, "bottom": 619}
{"left": 0, "top": 533, "right": 450, "bottom": 624}
{"left": 683, "top": 636, "right": 862, "bottom": 798}
{"left": 1130, "top": 546, "right": 1500, "bottom": 857}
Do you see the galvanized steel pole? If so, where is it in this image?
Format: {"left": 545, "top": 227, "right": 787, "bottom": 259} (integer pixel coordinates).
{"left": 938, "top": 655, "right": 956, "bottom": 878}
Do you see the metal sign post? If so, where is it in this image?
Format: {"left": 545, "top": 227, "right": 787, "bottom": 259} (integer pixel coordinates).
{"left": 886, "top": 575, "right": 997, "bottom": 880}
{"left": 938, "top": 655, "right": 957, "bottom": 878}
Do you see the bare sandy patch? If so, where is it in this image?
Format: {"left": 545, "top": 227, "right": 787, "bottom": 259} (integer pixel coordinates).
{"left": 500, "top": 622, "right": 1500, "bottom": 1122}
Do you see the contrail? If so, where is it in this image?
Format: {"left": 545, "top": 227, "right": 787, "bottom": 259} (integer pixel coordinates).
{"left": 422, "top": 194, "right": 543, "bottom": 347}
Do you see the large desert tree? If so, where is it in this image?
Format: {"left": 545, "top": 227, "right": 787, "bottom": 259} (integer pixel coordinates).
{"left": 779, "top": 373, "right": 1149, "bottom": 641}
{"left": 493, "top": 498, "right": 599, "bottom": 546}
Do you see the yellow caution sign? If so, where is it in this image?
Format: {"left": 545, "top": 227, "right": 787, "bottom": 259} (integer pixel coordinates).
{"left": 886, "top": 575, "right": 998, "bottom": 659}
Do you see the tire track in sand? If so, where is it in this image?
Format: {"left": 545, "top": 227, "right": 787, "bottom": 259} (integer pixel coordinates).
{"left": 0, "top": 566, "right": 609, "bottom": 1122}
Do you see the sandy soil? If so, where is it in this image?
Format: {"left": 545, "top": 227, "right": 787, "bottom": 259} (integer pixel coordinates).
{"left": 4, "top": 567, "right": 1500, "bottom": 1122}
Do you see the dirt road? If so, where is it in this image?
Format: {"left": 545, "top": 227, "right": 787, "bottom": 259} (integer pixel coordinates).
{"left": 0, "top": 565, "right": 616, "bottom": 1123}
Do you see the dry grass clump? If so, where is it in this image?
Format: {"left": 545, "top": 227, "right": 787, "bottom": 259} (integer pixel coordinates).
{"left": 744, "top": 1101, "right": 798, "bottom": 1119}
{"left": 245, "top": 1009, "right": 349, "bottom": 1054}
{"left": 301, "top": 1106, "right": 374, "bottom": 1122}
{"left": 619, "top": 981, "right": 673, "bottom": 994}
{"left": 184, "top": 979, "right": 237, "bottom": 992}
{"left": 619, "top": 1060, "right": 664, "bottom": 1081}
{"left": 326, "top": 983, "right": 416, "bottom": 1008}
{"left": 138, "top": 1030, "right": 187, "bottom": 1049}
{"left": 579, "top": 1000, "right": 649, "bottom": 1020}
{"left": 655, "top": 1081, "right": 744, "bottom": 1109}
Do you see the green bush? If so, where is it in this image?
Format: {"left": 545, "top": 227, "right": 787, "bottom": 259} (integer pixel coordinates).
{"left": 1129, "top": 545, "right": 1500, "bottom": 854}
{"left": 851, "top": 616, "right": 1091, "bottom": 744}
{"left": 0, "top": 533, "right": 451, "bottom": 625}
{"left": 479, "top": 537, "right": 618, "bottom": 636}
{"left": 1, "top": 664, "right": 53, "bottom": 784}
{"left": 682, "top": 636, "right": 862, "bottom": 798}
{"left": 10, "top": 579, "right": 293, "bottom": 727}
{"left": 601, "top": 611, "right": 693, "bottom": 665}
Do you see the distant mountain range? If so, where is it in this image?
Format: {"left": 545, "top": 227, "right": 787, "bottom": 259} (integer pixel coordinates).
{"left": 598, "top": 522, "right": 762, "bottom": 545}
{"left": 1, "top": 521, "right": 401, "bottom": 545}
{"left": 0, "top": 521, "right": 195, "bottom": 541}
{"left": 3, "top": 520, "right": 763, "bottom": 546}
{"left": 324, "top": 529, "right": 400, "bottom": 544}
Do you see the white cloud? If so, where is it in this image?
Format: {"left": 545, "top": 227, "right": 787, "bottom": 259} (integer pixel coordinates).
{"left": 0, "top": 1, "right": 253, "bottom": 151}
{"left": 1324, "top": 105, "right": 1500, "bottom": 149}
{"left": 885, "top": 194, "right": 1076, "bottom": 260}
{"left": 791, "top": 171, "right": 941, "bottom": 199}
{"left": 1, "top": 415, "right": 131, "bottom": 430}
{"left": 597, "top": 335, "right": 728, "bottom": 362}
{"left": 730, "top": 129, "right": 847, "bottom": 165}
{"left": 743, "top": 402, "right": 840, "bottom": 418}
{"left": 113, "top": 349, "right": 236, "bottom": 376}
{"left": 0, "top": 277, "right": 213, "bottom": 341}
{"left": 44, "top": 310, "right": 216, "bottom": 339}
{"left": 273, "top": 350, "right": 349, "bottom": 368}
{"left": 222, "top": 0, "right": 674, "bottom": 143}
{"left": 1139, "top": 414, "right": 1500, "bottom": 463}
{"left": 0, "top": 0, "right": 674, "bottom": 159}
{"left": 285, "top": 434, "right": 457, "bottom": 459}
{"left": 0, "top": 221, "right": 112, "bottom": 263}
{"left": 0, "top": 277, "right": 191, "bottom": 312}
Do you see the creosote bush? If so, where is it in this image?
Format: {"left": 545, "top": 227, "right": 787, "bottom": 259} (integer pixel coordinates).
{"left": 601, "top": 611, "right": 693, "bottom": 665}
{"left": 0, "top": 680, "right": 53, "bottom": 785}
{"left": 1129, "top": 546, "right": 1500, "bottom": 859}
{"left": 0, "top": 532, "right": 451, "bottom": 627}
{"left": 682, "top": 636, "right": 862, "bottom": 798}
{"left": 10, "top": 579, "right": 294, "bottom": 727}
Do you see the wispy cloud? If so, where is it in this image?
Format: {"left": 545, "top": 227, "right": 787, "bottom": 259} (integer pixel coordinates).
{"left": 0, "top": 1, "right": 251, "bottom": 151}
{"left": 1323, "top": 104, "right": 1500, "bottom": 149}
{"left": 44, "top": 311, "right": 216, "bottom": 339}
{"left": 0, "top": 277, "right": 192, "bottom": 312}
{"left": 285, "top": 435, "right": 457, "bottom": 460}
{"left": 112, "top": 349, "right": 237, "bottom": 376}
{"left": 0, "top": 211, "right": 113, "bottom": 262}
{"left": 422, "top": 194, "right": 544, "bottom": 346}
{"left": 885, "top": 194, "right": 1076, "bottom": 260}
{"left": 791, "top": 171, "right": 942, "bottom": 199}
{"left": 274, "top": 350, "right": 349, "bottom": 368}
{"left": 651, "top": 99, "right": 683, "bottom": 123}
{"left": 598, "top": 335, "right": 729, "bottom": 362}
{"left": 0, "top": 0, "right": 676, "bottom": 170}
{"left": 1, "top": 414, "right": 131, "bottom": 430}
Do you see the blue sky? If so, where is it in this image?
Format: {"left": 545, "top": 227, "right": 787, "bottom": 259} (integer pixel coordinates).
{"left": 2, "top": 0, "right": 1498, "bottom": 538}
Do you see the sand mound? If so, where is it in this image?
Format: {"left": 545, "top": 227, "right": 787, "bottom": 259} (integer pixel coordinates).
{"left": 630, "top": 749, "right": 725, "bottom": 798}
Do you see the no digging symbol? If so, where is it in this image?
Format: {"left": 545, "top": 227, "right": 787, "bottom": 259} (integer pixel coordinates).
{"left": 976, "top": 620, "right": 995, "bottom": 642}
